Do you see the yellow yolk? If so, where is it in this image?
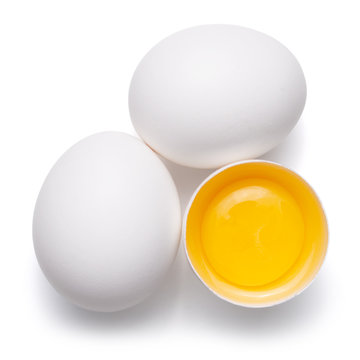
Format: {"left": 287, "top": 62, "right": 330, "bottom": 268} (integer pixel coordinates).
{"left": 185, "top": 162, "right": 328, "bottom": 306}
{"left": 201, "top": 179, "right": 304, "bottom": 287}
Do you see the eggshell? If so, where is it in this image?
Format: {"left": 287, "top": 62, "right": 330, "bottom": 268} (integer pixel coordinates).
{"left": 33, "top": 132, "right": 181, "bottom": 312}
{"left": 129, "top": 25, "right": 306, "bottom": 169}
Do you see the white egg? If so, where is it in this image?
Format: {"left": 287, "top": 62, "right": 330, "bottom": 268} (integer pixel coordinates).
{"left": 129, "top": 25, "right": 306, "bottom": 169}
{"left": 33, "top": 132, "right": 181, "bottom": 312}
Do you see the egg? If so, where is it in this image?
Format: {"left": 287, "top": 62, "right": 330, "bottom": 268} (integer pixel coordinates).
{"left": 129, "top": 25, "right": 307, "bottom": 169}
{"left": 33, "top": 132, "right": 181, "bottom": 312}
{"left": 184, "top": 160, "right": 328, "bottom": 307}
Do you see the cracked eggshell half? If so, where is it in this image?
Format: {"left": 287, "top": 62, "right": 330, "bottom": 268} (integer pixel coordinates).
{"left": 183, "top": 160, "right": 328, "bottom": 307}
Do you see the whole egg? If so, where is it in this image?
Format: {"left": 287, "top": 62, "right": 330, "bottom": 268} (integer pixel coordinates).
{"left": 33, "top": 132, "right": 181, "bottom": 312}
{"left": 129, "top": 25, "right": 306, "bottom": 168}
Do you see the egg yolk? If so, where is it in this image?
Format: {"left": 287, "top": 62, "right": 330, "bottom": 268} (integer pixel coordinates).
{"left": 201, "top": 179, "right": 304, "bottom": 287}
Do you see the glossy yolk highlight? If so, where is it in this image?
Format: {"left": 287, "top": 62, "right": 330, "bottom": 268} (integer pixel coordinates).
{"left": 201, "top": 179, "right": 304, "bottom": 287}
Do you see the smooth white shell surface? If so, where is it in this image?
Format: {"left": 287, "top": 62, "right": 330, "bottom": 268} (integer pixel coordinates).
{"left": 33, "top": 132, "right": 181, "bottom": 312}
{"left": 129, "top": 25, "right": 306, "bottom": 168}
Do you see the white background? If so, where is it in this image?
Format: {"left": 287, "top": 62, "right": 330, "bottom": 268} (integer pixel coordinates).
{"left": 0, "top": 0, "right": 358, "bottom": 358}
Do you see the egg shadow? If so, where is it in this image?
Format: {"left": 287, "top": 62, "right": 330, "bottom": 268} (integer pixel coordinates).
{"left": 36, "top": 117, "right": 329, "bottom": 336}
{"left": 171, "top": 247, "right": 330, "bottom": 338}
{"left": 34, "top": 256, "right": 183, "bottom": 333}
{"left": 260, "top": 119, "right": 305, "bottom": 168}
